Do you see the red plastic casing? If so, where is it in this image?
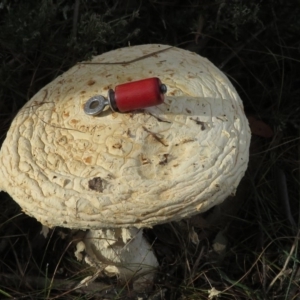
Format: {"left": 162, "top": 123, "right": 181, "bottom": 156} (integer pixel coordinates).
{"left": 114, "top": 77, "right": 165, "bottom": 112}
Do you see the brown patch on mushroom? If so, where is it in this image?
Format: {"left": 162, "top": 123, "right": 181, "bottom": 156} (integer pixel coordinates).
{"left": 32, "top": 100, "right": 39, "bottom": 107}
{"left": 217, "top": 115, "right": 228, "bottom": 121}
{"left": 186, "top": 109, "right": 191, "bottom": 114}
{"left": 112, "top": 143, "right": 122, "bottom": 149}
{"left": 41, "top": 89, "right": 48, "bottom": 103}
{"left": 140, "top": 154, "right": 150, "bottom": 165}
{"left": 84, "top": 156, "right": 92, "bottom": 164}
{"left": 190, "top": 118, "right": 206, "bottom": 130}
{"left": 126, "top": 129, "right": 132, "bottom": 137}
{"left": 63, "top": 179, "right": 71, "bottom": 187}
{"left": 159, "top": 154, "right": 169, "bottom": 165}
{"left": 70, "top": 119, "right": 79, "bottom": 124}
{"left": 88, "top": 177, "right": 104, "bottom": 192}
{"left": 57, "top": 136, "right": 68, "bottom": 145}
{"left": 63, "top": 111, "right": 69, "bottom": 117}
{"left": 87, "top": 79, "right": 96, "bottom": 86}
{"left": 80, "top": 91, "right": 86, "bottom": 94}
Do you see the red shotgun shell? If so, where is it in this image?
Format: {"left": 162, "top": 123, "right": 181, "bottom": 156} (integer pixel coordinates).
{"left": 108, "top": 77, "right": 167, "bottom": 112}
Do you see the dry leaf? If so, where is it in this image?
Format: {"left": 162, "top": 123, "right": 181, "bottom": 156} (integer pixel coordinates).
{"left": 40, "top": 225, "right": 49, "bottom": 238}
{"left": 213, "top": 231, "right": 228, "bottom": 255}
{"left": 189, "top": 226, "right": 199, "bottom": 245}
{"left": 247, "top": 115, "right": 273, "bottom": 138}
{"left": 208, "top": 287, "right": 221, "bottom": 299}
{"left": 74, "top": 241, "right": 86, "bottom": 261}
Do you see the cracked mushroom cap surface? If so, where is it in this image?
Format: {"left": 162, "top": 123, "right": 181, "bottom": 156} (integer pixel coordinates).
{"left": 0, "top": 44, "right": 251, "bottom": 229}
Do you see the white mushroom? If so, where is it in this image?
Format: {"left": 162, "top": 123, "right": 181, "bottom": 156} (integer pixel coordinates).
{"left": 0, "top": 44, "right": 251, "bottom": 290}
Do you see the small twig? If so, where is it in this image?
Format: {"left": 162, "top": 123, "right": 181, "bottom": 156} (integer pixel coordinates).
{"left": 218, "top": 25, "right": 268, "bottom": 69}
{"left": 287, "top": 265, "right": 300, "bottom": 299}
{"left": 147, "top": 112, "right": 171, "bottom": 123}
{"left": 219, "top": 234, "right": 296, "bottom": 295}
{"left": 215, "top": 2, "right": 226, "bottom": 28}
{"left": 20, "top": 98, "right": 84, "bottom": 134}
{"left": 81, "top": 46, "right": 174, "bottom": 65}
{"left": 266, "top": 229, "right": 300, "bottom": 293}
{"left": 0, "top": 272, "right": 111, "bottom": 297}
{"left": 0, "top": 225, "right": 17, "bottom": 254}
{"left": 71, "top": 0, "right": 80, "bottom": 41}
{"left": 194, "top": 14, "right": 205, "bottom": 44}
{"left": 142, "top": 126, "right": 168, "bottom": 147}
{"left": 74, "top": 268, "right": 104, "bottom": 290}
{"left": 188, "top": 246, "right": 205, "bottom": 285}
{"left": 47, "top": 240, "right": 74, "bottom": 298}
{"left": 261, "top": 251, "right": 267, "bottom": 294}
{"left": 298, "top": 128, "right": 300, "bottom": 221}
{"left": 251, "top": 136, "right": 300, "bottom": 156}
{"left": 8, "top": 238, "right": 25, "bottom": 279}
{"left": 275, "top": 167, "right": 297, "bottom": 231}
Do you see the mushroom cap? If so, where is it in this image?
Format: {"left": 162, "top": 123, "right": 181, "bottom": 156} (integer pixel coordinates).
{"left": 0, "top": 44, "right": 250, "bottom": 229}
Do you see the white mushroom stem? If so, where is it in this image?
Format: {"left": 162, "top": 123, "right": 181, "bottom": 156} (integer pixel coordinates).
{"left": 76, "top": 227, "right": 158, "bottom": 291}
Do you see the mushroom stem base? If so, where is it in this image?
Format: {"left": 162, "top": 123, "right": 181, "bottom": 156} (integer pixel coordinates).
{"left": 76, "top": 227, "right": 158, "bottom": 292}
